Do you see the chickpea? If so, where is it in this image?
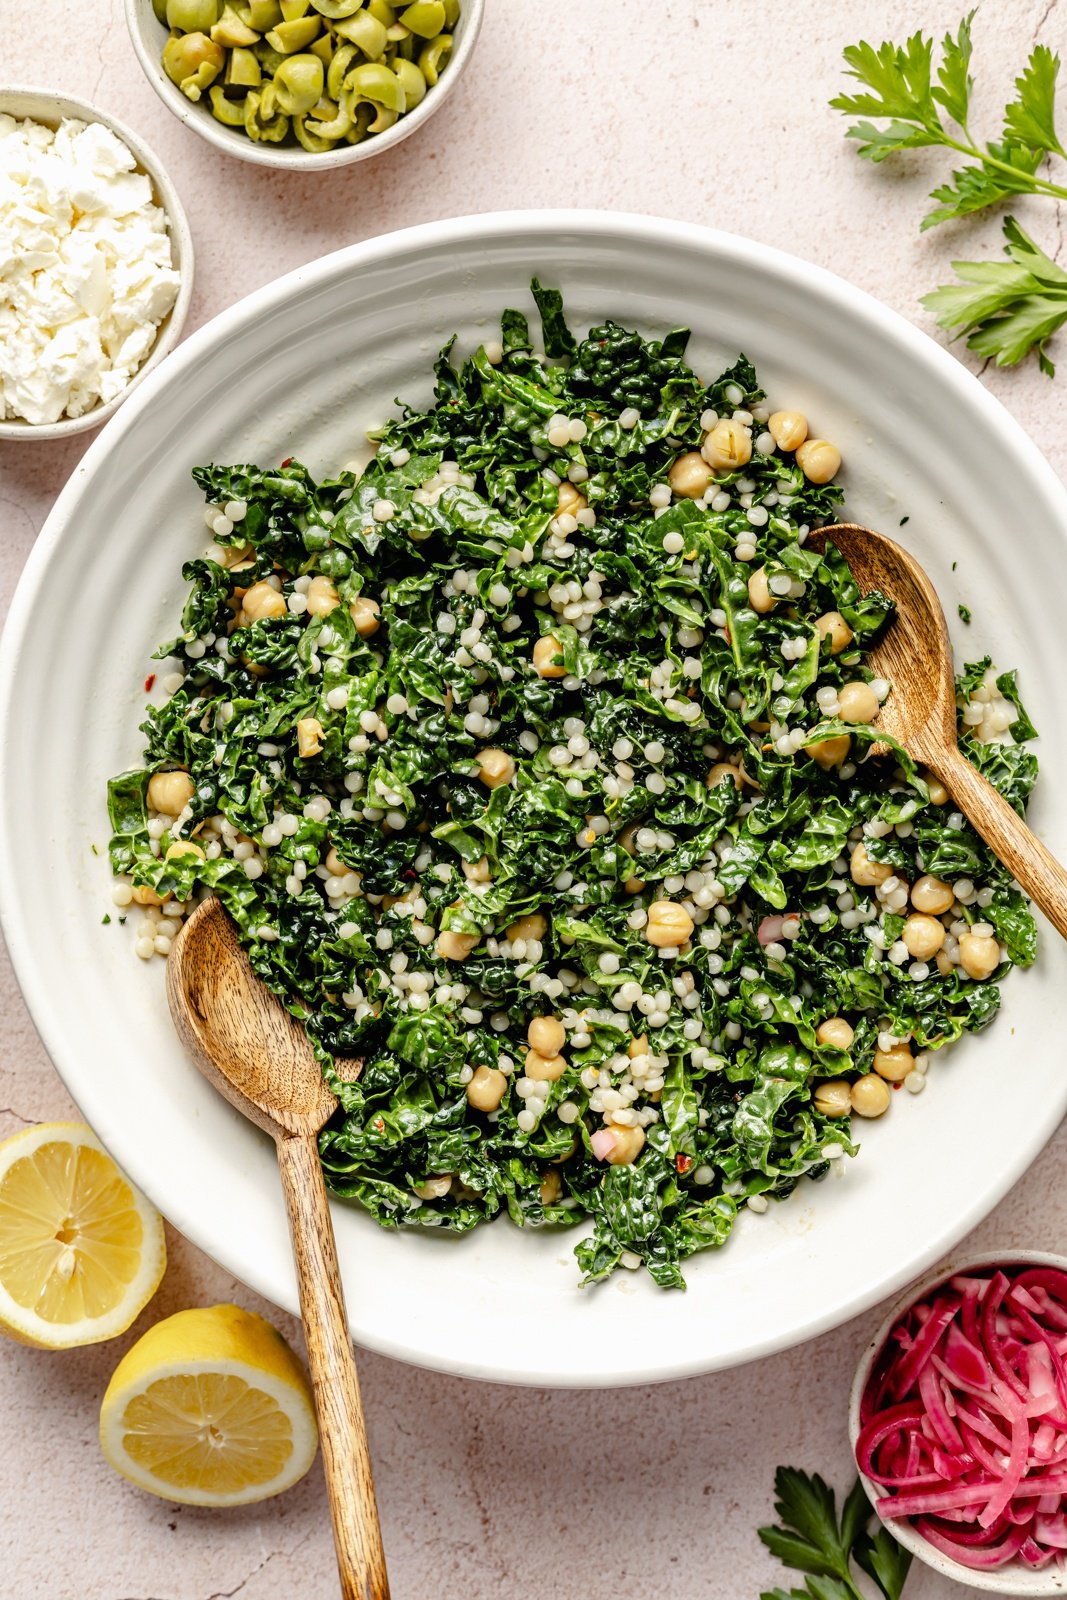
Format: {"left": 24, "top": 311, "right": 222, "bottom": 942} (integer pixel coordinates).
{"left": 850, "top": 841, "right": 892, "bottom": 887}
{"left": 747, "top": 567, "right": 777, "bottom": 615}
{"left": 815, "top": 611, "right": 853, "bottom": 654}
{"left": 702, "top": 417, "right": 752, "bottom": 472}
{"left": 838, "top": 682, "right": 880, "bottom": 724}
{"left": 910, "top": 874, "right": 954, "bottom": 916}
{"left": 926, "top": 777, "right": 950, "bottom": 806}
{"left": 462, "top": 855, "right": 492, "bottom": 883}
{"left": 814, "top": 1080, "right": 852, "bottom": 1118}
{"left": 242, "top": 579, "right": 286, "bottom": 621}
{"left": 604, "top": 1124, "right": 646, "bottom": 1165}
{"left": 436, "top": 929, "right": 480, "bottom": 962}
{"left": 557, "top": 481, "right": 587, "bottom": 517}
{"left": 668, "top": 451, "right": 714, "bottom": 499}
{"left": 296, "top": 716, "right": 325, "bottom": 758}
{"left": 325, "top": 846, "right": 346, "bottom": 877}
{"left": 623, "top": 873, "right": 646, "bottom": 895}
{"left": 305, "top": 575, "right": 340, "bottom": 616}
{"left": 805, "top": 734, "right": 851, "bottom": 770}
{"left": 628, "top": 1034, "right": 649, "bottom": 1059}
{"left": 959, "top": 932, "right": 1000, "bottom": 980}
{"left": 466, "top": 1066, "right": 506, "bottom": 1112}
{"left": 796, "top": 439, "right": 841, "bottom": 484}
{"left": 147, "top": 769, "right": 194, "bottom": 816}
{"left": 539, "top": 1169, "right": 563, "bottom": 1205}
{"left": 707, "top": 762, "right": 745, "bottom": 790}
{"left": 525, "top": 1049, "right": 568, "bottom": 1082}
{"left": 874, "top": 1045, "right": 915, "bottom": 1082}
{"left": 768, "top": 409, "right": 808, "bottom": 452}
{"left": 816, "top": 1017, "right": 855, "bottom": 1050}
{"left": 131, "top": 883, "right": 169, "bottom": 906}
{"left": 476, "top": 748, "right": 516, "bottom": 789}
{"left": 528, "top": 1015, "right": 565, "bottom": 1056}
{"left": 902, "top": 913, "right": 946, "bottom": 962}
{"left": 507, "top": 912, "right": 547, "bottom": 943}
{"left": 164, "top": 840, "right": 205, "bottom": 863}
{"left": 413, "top": 1174, "right": 452, "bottom": 1200}
{"left": 645, "top": 900, "right": 694, "bottom": 948}
{"left": 533, "top": 633, "right": 567, "bottom": 678}
{"left": 936, "top": 949, "right": 956, "bottom": 977}
{"left": 851, "top": 1074, "right": 891, "bottom": 1118}
{"left": 618, "top": 822, "right": 640, "bottom": 855}
{"left": 350, "top": 596, "right": 381, "bottom": 637}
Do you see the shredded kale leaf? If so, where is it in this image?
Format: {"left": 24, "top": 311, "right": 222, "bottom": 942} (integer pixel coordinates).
{"left": 107, "top": 284, "right": 1037, "bottom": 1288}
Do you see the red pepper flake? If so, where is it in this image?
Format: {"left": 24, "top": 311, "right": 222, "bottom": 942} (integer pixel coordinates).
{"left": 723, "top": 623, "right": 731, "bottom": 644}
{"left": 374, "top": 1116, "right": 385, "bottom": 1132}
{"left": 403, "top": 868, "right": 417, "bottom": 880}
{"left": 143, "top": 673, "right": 156, "bottom": 692}
{"left": 280, "top": 456, "right": 293, "bottom": 468}
{"left": 676, "top": 1153, "right": 694, "bottom": 1174}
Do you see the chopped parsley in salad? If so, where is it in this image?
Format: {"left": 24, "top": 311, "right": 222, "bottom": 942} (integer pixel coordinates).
{"left": 107, "top": 283, "right": 1038, "bottom": 1288}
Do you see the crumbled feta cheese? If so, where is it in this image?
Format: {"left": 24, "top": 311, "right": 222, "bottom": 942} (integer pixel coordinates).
{"left": 0, "top": 115, "right": 181, "bottom": 424}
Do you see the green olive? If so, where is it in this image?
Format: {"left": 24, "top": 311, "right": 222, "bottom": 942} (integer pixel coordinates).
{"left": 166, "top": 0, "right": 220, "bottom": 30}
{"left": 273, "top": 52, "right": 325, "bottom": 114}
{"left": 332, "top": 9, "right": 387, "bottom": 56}
{"left": 391, "top": 56, "right": 426, "bottom": 108}
{"left": 400, "top": 0, "right": 444, "bottom": 38}
{"left": 264, "top": 15, "right": 321, "bottom": 50}
{"left": 293, "top": 112, "right": 336, "bottom": 151}
{"left": 243, "top": 87, "right": 290, "bottom": 140}
{"left": 326, "top": 39, "right": 358, "bottom": 98}
{"left": 209, "top": 84, "right": 247, "bottom": 125}
{"left": 152, "top": 0, "right": 170, "bottom": 23}
{"left": 442, "top": 0, "right": 459, "bottom": 22}
{"left": 417, "top": 30, "right": 451, "bottom": 85}
{"left": 162, "top": 32, "right": 225, "bottom": 89}
{"left": 279, "top": 0, "right": 311, "bottom": 17}
{"left": 366, "top": 0, "right": 397, "bottom": 22}
{"left": 309, "top": 0, "right": 364, "bottom": 16}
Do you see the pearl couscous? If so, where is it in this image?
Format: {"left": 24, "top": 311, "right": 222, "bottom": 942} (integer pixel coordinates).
{"left": 107, "top": 282, "right": 1037, "bottom": 1287}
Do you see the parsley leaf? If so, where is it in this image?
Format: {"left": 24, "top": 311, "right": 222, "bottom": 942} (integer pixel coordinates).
{"left": 922, "top": 217, "right": 1067, "bottom": 375}
{"left": 834, "top": 17, "right": 1067, "bottom": 370}
{"left": 758, "top": 1469, "right": 911, "bottom": 1600}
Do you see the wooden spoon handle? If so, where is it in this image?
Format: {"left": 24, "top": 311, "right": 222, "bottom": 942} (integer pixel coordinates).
{"left": 276, "top": 1132, "right": 390, "bottom": 1600}
{"left": 930, "top": 744, "right": 1067, "bottom": 941}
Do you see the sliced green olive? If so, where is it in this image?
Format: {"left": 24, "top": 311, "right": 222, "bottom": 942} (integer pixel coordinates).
{"left": 209, "top": 83, "right": 247, "bottom": 124}
{"left": 243, "top": 0, "right": 282, "bottom": 26}
{"left": 224, "top": 44, "right": 262, "bottom": 89}
{"left": 391, "top": 56, "right": 426, "bottom": 108}
{"left": 264, "top": 15, "right": 321, "bottom": 50}
{"left": 166, "top": 0, "right": 220, "bottom": 30}
{"left": 272, "top": 52, "right": 324, "bottom": 113}
{"left": 332, "top": 10, "right": 387, "bottom": 56}
{"left": 162, "top": 32, "right": 226, "bottom": 94}
{"left": 243, "top": 86, "right": 290, "bottom": 140}
{"left": 400, "top": 0, "right": 444, "bottom": 38}
{"left": 211, "top": 3, "right": 260, "bottom": 45}
{"left": 309, "top": 0, "right": 364, "bottom": 15}
{"left": 279, "top": 0, "right": 311, "bottom": 18}
{"left": 417, "top": 30, "right": 451, "bottom": 84}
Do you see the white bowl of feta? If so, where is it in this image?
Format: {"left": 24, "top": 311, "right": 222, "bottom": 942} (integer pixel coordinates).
{"left": 0, "top": 88, "right": 193, "bottom": 439}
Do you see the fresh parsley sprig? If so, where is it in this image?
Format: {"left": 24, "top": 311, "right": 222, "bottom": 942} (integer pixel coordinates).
{"left": 832, "top": 14, "right": 1067, "bottom": 373}
{"left": 758, "top": 1468, "right": 912, "bottom": 1600}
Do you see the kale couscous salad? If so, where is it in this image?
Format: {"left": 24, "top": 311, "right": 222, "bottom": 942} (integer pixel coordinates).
{"left": 107, "top": 283, "right": 1038, "bottom": 1288}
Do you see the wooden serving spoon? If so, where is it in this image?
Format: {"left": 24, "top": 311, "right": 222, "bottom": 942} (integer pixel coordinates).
{"left": 166, "top": 897, "right": 389, "bottom": 1600}
{"left": 811, "top": 522, "right": 1067, "bottom": 939}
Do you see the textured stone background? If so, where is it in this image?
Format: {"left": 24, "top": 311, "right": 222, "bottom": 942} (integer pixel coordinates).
{"left": 2, "top": 2, "right": 1066, "bottom": 1595}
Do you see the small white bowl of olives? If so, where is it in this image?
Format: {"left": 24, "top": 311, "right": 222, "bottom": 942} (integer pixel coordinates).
{"left": 125, "top": 0, "right": 484, "bottom": 169}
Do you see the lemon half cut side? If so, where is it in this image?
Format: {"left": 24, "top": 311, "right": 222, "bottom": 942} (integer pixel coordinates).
{"left": 100, "top": 1304, "right": 319, "bottom": 1506}
{"left": 0, "top": 1121, "right": 166, "bottom": 1348}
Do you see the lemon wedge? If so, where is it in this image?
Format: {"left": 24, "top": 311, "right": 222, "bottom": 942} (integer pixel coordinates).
{"left": 100, "top": 1303, "right": 319, "bottom": 1506}
{"left": 0, "top": 1121, "right": 165, "bottom": 1348}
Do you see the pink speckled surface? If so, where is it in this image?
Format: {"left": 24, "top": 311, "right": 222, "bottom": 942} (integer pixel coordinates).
{"left": 3, "top": 3, "right": 1067, "bottom": 1596}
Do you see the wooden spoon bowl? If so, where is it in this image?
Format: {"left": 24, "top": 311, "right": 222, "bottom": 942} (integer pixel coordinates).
{"left": 813, "top": 523, "right": 1067, "bottom": 939}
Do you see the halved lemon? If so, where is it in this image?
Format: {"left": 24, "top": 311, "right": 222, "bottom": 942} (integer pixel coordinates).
{"left": 100, "top": 1303, "right": 319, "bottom": 1506}
{"left": 0, "top": 1121, "right": 165, "bottom": 1348}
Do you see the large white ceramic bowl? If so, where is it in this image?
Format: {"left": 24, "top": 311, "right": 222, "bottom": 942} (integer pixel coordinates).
{"left": 0, "top": 87, "right": 193, "bottom": 440}
{"left": 125, "top": 0, "right": 484, "bottom": 171}
{"left": 2, "top": 213, "right": 1066, "bottom": 1387}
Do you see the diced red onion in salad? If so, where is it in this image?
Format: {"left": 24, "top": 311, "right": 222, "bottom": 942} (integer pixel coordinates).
{"left": 856, "top": 1266, "right": 1067, "bottom": 1570}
